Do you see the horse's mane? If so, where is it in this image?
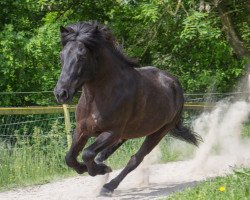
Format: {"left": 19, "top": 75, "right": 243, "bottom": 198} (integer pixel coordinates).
{"left": 60, "top": 21, "right": 138, "bottom": 68}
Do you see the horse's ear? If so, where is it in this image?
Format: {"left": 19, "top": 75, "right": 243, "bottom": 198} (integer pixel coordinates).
{"left": 60, "top": 26, "right": 69, "bottom": 34}
{"left": 60, "top": 26, "right": 69, "bottom": 46}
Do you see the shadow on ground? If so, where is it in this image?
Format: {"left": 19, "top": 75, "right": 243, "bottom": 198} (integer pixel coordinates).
{"left": 106, "top": 181, "right": 200, "bottom": 200}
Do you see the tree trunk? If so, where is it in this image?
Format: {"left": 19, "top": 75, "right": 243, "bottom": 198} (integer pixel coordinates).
{"left": 217, "top": 1, "right": 250, "bottom": 59}
{"left": 211, "top": 0, "right": 250, "bottom": 97}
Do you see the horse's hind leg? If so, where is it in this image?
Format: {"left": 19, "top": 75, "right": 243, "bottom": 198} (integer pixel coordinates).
{"left": 82, "top": 131, "right": 119, "bottom": 176}
{"left": 100, "top": 126, "right": 168, "bottom": 195}
{"left": 65, "top": 129, "right": 88, "bottom": 174}
{"left": 95, "top": 139, "right": 127, "bottom": 164}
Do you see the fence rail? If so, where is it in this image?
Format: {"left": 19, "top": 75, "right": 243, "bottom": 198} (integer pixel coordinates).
{"left": 0, "top": 106, "right": 75, "bottom": 115}
{"left": 0, "top": 102, "right": 214, "bottom": 116}
{"left": 0, "top": 103, "right": 210, "bottom": 149}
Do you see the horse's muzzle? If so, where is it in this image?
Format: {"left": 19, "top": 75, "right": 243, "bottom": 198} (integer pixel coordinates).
{"left": 54, "top": 88, "right": 73, "bottom": 104}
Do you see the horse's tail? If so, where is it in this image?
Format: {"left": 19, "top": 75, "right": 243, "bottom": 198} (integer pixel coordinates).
{"left": 169, "top": 79, "right": 202, "bottom": 146}
{"left": 170, "top": 117, "right": 203, "bottom": 147}
{"left": 170, "top": 120, "right": 202, "bottom": 146}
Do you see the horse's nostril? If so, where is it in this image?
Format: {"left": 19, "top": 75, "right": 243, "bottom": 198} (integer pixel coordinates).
{"left": 54, "top": 88, "right": 71, "bottom": 103}
{"left": 60, "top": 90, "right": 68, "bottom": 99}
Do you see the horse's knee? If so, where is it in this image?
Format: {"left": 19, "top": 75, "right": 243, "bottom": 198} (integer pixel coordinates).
{"left": 82, "top": 149, "right": 95, "bottom": 162}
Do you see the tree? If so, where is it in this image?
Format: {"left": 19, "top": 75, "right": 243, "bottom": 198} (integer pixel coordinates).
{"left": 0, "top": 0, "right": 248, "bottom": 105}
{"left": 215, "top": 0, "right": 250, "bottom": 63}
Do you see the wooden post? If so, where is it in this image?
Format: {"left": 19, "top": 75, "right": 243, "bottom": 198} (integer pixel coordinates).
{"left": 63, "top": 104, "right": 72, "bottom": 149}
{"left": 248, "top": 74, "right": 250, "bottom": 102}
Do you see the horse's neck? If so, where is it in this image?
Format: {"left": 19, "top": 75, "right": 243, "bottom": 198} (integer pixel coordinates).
{"left": 84, "top": 60, "right": 130, "bottom": 95}
{"left": 83, "top": 47, "right": 136, "bottom": 98}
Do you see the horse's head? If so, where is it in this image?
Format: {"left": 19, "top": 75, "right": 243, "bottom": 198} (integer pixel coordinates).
{"left": 54, "top": 23, "right": 99, "bottom": 104}
{"left": 54, "top": 21, "right": 137, "bottom": 104}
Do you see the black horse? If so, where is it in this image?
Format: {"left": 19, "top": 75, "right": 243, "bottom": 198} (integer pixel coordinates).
{"left": 54, "top": 21, "right": 201, "bottom": 195}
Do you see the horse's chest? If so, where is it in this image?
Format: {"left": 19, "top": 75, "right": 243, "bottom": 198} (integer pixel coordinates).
{"left": 80, "top": 111, "right": 113, "bottom": 135}
{"left": 91, "top": 113, "right": 98, "bottom": 124}
{"left": 80, "top": 113, "right": 101, "bottom": 134}
{"left": 77, "top": 92, "right": 134, "bottom": 135}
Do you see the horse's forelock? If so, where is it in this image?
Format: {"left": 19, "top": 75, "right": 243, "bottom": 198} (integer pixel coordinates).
{"left": 60, "top": 21, "right": 138, "bottom": 67}
{"left": 61, "top": 22, "right": 116, "bottom": 47}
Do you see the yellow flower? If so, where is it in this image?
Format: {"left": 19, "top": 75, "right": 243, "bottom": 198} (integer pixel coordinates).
{"left": 219, "top": 186, "right": 225, "bottom": 192}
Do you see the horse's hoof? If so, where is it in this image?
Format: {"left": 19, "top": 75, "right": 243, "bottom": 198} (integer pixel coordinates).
{"left": 104, "top": 165, "right": 112, "bottom": 174}
{"left": 98, "top": 163, "right": 112, "bottom": 175}
{"left": 88, "top": 163, "right": 112, "bottom": 176}
{"left": 99, "top": 187, "right": 113, "bottom": 196}
{"left": 76, "top": 169, "right": 86, "bottom": 174}
{"left": 76, "top": 164, "right": 88, "bottom": 174}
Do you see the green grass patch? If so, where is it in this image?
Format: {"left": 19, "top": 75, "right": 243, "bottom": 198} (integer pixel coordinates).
{"left": 106, "top": 136, "right": 184, "bottom": 169}
{"left": 164, "top": 168, "right": 250, "bottom": 200}
{"left": 242, "top": 122, "right": 250, "bottom": 137}
{"left": 0, "top": 124, "right": 181, "bottom": 191}
{"left": 0, "top": 121, "right": 74, "bottom": 191}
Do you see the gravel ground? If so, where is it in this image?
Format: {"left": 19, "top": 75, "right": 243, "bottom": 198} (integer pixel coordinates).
{"left": 0, "top": 159, "right": 226, "bottom": 200}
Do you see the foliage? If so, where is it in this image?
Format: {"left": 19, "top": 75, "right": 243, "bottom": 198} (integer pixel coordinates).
{"left": 164, "top": 168, "right": 250, "bottom": 200}
{"left": 169, "top": 11, "right": 245, "bottom": 92}
{"left": 0, "top": 0, "right": 249, "bottom": 106}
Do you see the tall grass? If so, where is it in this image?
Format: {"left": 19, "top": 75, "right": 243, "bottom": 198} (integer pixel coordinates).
{"left": 0, "top": 123, "right": 182, "bottom": 191}
{"left": 0, "top": 109, "right": 201, "bottom": 190}
{"left": 0, "top": 121, "right": 72, "bottom": 190}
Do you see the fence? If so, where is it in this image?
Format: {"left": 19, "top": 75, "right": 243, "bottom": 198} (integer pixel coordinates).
{"left": 0, "top": 91, "right": 249, "bottom": 188}
{"left": 1, "top": 90, "right": 248, "bottom": 148}
{"left": 0, "top": 102, "right": 210, "bottom": 149}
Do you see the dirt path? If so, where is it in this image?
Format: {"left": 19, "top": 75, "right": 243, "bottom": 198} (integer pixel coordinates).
{"left": 0, "top": 160, "right": 225, "bottom": 200}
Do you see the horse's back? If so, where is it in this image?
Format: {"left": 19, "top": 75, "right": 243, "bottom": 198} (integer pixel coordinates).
{"left": 136, "top": 66, "right": 180, "bottom": 87}
{"left": 136, "top": 66, "right": 183, "bottom": 106}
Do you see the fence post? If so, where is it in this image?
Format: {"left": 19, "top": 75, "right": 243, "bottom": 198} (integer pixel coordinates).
{"left": 248, "top": 74, "right": 250, "bottom": 101}
{"left": 63, "top": 104, "right": 72, "bottom": 149}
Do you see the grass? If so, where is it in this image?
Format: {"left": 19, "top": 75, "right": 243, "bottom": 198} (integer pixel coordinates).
{"left": 242, "top": 122, "right": 250, "bottom": 137}
{"left": 0, "top": 121, "right": 74, "bottom": 191}
{"left": 0, "top": 110, "right": 197, "bottom": 191}
{"left": 163, "top": 168, "right": 250, "bottom": 200}
{"left": 0, "top": 123, "right": 181, "bottom": 191}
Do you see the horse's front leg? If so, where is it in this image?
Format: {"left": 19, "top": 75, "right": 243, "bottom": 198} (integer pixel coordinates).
{"left": 65, "top": 129, "right": 88, "bottom": 174}
{"left": 95, "top": 139, "right": 127, "bottom": 164}
{"left": 82, "top": 131, "right": 119, "bottom": 176}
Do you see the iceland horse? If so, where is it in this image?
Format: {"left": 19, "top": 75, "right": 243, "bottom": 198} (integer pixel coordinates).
{"left": 54, "top": 21, "right": 201, "bottom": 195}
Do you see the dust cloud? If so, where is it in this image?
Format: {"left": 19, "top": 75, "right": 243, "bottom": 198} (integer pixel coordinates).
{"left": 191, "top": 100, "right": 250, "bottom": 175}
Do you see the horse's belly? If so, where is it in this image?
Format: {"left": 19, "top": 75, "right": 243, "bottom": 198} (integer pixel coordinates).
{"left": 123, "top": 122, "right": 168, "bottom": 139}
{"left": 123, "top": 104, "right": 175, "bottom": 139}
